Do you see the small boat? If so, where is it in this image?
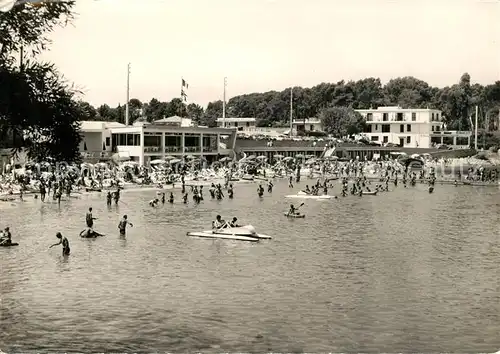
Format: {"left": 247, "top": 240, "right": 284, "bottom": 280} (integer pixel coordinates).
{"left": 284, "top": 213, "right": 305, "bottom": 218}
{"left": 187, "top": 225, "right": 271, "bottom": 242}
{"left": 241, "top": 175, "right": 255, "bottom": 181}
{"left": 0, "top": 242, "right": 19, "bottom": 247}
{"left": 285, "top": 191, "right": 333, "bottom": 200}
{"left": 363, "top": 190, "right": 378, "bottom": 195}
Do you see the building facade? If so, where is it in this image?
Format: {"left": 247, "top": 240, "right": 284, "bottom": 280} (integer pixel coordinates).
{"left": 80, "top": 121, "right": 237, "bottom": 165}
{"left": 292, "top": 118, "right": 323, "bottom": 134}
{"left": 356, "top": 106, "right": 471, "bottom": 149}
{"left": 216, "top": 118, "right": 257, "bottom": 131}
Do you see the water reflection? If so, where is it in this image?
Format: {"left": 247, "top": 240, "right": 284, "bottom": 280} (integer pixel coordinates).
{"left": 0, "top": 181, "right": 499, "bottom": 352}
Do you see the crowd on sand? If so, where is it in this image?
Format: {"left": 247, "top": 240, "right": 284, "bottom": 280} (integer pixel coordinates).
{"left": 0, "top": 151, "right": 499, "bottom": 249}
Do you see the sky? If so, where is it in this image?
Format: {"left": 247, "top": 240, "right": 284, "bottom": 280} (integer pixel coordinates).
{"left": 40, "top": 0, "right": 500, "bottom": 108}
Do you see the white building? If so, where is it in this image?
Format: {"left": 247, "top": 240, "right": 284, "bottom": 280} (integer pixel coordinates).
{"left": 79, "top": 120, "right": 236, "bottom": 165}
{"left": 216, "top": 117, "right": 256, "bottom": 131}
{"left": 292, "top": 118, "right": 323, "bottom": 134}
{"left": 356, "top": 106, "right": 471, "bottom": 149}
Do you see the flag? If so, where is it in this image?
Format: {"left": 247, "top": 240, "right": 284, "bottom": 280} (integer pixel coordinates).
{"left": 181, "top": 78, "right": 188, "bottom": 102}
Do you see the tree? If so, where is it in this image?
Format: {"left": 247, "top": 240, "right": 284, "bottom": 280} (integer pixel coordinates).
{"left": 77, "top": 101, "right": 97, "bottom": 120}
{"left": 186, "top": 103, "right": 204, "bottom": 123}
{"left": 0, "top": 62, "right": 82, "bottom": 162}
{"left": 202, "top": 100, "right": 223, "bottom": 127}
{"left": 0, "top": 1, "right": 83, "bottom": 163}
{"left": 318, "top": 106, "right": 365, "bottom": 137}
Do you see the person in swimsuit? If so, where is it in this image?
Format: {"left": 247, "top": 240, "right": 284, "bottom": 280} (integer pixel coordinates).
{"left": 86, "top": 207, "right": 96, "bottom": 228}
{"left": 49, "top": 232, "right": 70, "bottom": 256}
{"left": 118, "top": 215, "right": 133, "bottom": 236}
{"left": 0, "top": 227, "right": 12, "bottom": 245}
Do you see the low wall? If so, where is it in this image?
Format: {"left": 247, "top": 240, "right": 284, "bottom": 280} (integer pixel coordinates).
{"left": 429, "top": 149, "right": 476, "bottom": 159}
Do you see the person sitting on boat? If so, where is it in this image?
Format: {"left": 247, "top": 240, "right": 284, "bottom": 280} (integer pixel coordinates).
{"left": 288, "top": 204, "right": 296, "bottom": 215}
{"left": 229, "top": 217, "right": 240, "bottom": 227}
{"left": 304, "top": 185, "right": 311, "bottom": 194}
{"left": 0, "top": 227, "right": 12, "bottom": 245}
{"left": 212, "top": 215, "right": 227, "bottom": 230}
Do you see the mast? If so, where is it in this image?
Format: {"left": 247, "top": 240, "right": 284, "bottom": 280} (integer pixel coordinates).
{"left": 125, "top": 63, "right": 130, "bottom": 126}
{"left": 223, "top": 77, "right": 227, "bottom": 127}
{"left": 474, "top": 105, "right": 478, "bottom": 150}
{"left": 289, "top": 87, "right": 293, "bottom": 137}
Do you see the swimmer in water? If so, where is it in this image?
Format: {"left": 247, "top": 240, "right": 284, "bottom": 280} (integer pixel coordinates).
{"left": 49, "top": 232, "right": 70, "bottom": 256}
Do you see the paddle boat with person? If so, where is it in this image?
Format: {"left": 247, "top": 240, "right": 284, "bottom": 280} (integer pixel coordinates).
{"left": 284, "top": 203, "right": 306, "bottom": 218}
{"left": 285, "top": 191, "right": 334, "bottom": 200}
{"left": 187, "top": 215, "right": 272, "bottom": 242}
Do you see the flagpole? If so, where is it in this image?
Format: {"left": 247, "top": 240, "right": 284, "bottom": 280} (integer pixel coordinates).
{"left": 223, "top": 77, "right": 227, "bottom": 127}
{"left": 289, "top": 87, "right": 293, "bottom": 138}
{"left": 125, "top": 63, "right": 130, "bottom": 126}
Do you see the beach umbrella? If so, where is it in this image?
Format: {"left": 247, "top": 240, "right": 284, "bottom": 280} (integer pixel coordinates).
{"left": 305, "top": 154, "right": 315, "bottom": 159}
{"left": 150, "top": 159, "right": 166, "bottom": 165}
{"left": 164, "top": 155, "right": 176, "bottom": 160}
{"left": 169, "top": 159, "right": 181, "bottom": 164}
{"left": 295, "top": 154, "right": 304, "bottom": 159}
{"left": 185, "top": 155, "right": 195, "bottom": 160}
{"left": 283, "top": 156, "right": 293, "bottom": 161}
{"left": 219, "top": 157, "right": 231, "bottom": 162}
{"left": 247, "top": 155, "right": 256, "bottom": 160}
{"left": 274, "top": 154, "right": 284, "bottom": 159}
{"left": 256, "top": 156, "right": 267, "bottom": 160}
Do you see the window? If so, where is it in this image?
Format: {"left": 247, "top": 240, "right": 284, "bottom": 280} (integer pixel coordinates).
{"left": 435, "top": 113, "right": 439, "bottom": 120}
{"left": 412, "top": 112, "right": 416, "bottom": 121}
{"left": 431, "top": 113, "right": 435, "bottom": 121}
{"left": 367, "top": 113, "right": 373, "bottom": 120}
{"left": 364, "top": 125, "right": 372, "bottom": 133}
{"left": 432, "top": 126, "right": 434, "bottom": 131}
{"left": 382, "top": 124, "right": 390, "bottom": 133}
{"left": 371, "top": 135, "right": 379, "bottom": 141}
{"left": 134, "top": 134, "right": 141, "bottom": 146}
{"left": 396, "top": 113, "right": 404, "bottom": 121}
{"left": 246, "top": 122, "right": 250, "bottom": 127}
{"left": 406, "top": 136, "right": 411, "bottom": 144}
{"left": 310, "top": 125, "right": 314, "bottom": 131}
{"left": 375, "top": 124, "right": 378, "bottom": 130}
{"left": 383, "top": 136, "right": 388, "bottom": 143}
{"left": 105, "top": 137, "right": 110, "bottom": 146}
{"left": 234, "top": 122, "right": 238, "bottom": 127}
{"left": 400, "top": 124, "right": 404, "bottom": 133}
{"left": 407, "top": 124, "right": 411, "bottom": 132}
{"left": 383, "top": 113, "right": 388, "bottom": 121}
{"left": 436, "top": 126, "right": 440, "bottom": 132}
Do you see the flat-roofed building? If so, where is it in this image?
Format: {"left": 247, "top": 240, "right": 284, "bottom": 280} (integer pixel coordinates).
{"left": 216, "top": 117, "right": 256, "bottom": 131}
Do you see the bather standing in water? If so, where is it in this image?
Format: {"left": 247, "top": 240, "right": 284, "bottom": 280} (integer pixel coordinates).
{"left": 49, "top": 232, "right": 70, "bottom": 256}
{"left": 118, "top": 215, "right": 133, "bottom": 236}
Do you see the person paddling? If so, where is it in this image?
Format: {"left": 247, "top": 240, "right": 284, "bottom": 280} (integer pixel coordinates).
{"left": 212, "top": 215, "right": 227, "bottom": 230}
{"left": 118, "top": 215, "right": 133, "bottom": 236}
{"left": 49, "top": 232, "right": 70, "bottom": 256}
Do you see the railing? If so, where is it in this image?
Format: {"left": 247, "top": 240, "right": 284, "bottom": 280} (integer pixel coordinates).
{"left": 185, "top": 146, "right": 200, "bottom": 153}
{"left": 164, "top": 146, "right": 182, "bottom": 153}
{"left": 81, "top": 151, "right": 112, "bottom": 158}
{"left": 144, "top": 146, "right": 161, "bottom": 153}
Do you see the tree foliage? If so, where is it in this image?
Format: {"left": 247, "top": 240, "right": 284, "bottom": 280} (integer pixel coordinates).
{"left": 0, "top": 1, "right": 83, "bottom": 162}
{"left": 318, "top": 106, "right": 365, "bottom": 137}
{"left": 83, "top": 75, "right": 500, "bottom": 137}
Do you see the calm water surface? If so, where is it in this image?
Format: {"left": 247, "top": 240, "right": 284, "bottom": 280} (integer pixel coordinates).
{"left": 1, "top": 180, "right": 499, "bottom": 353}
